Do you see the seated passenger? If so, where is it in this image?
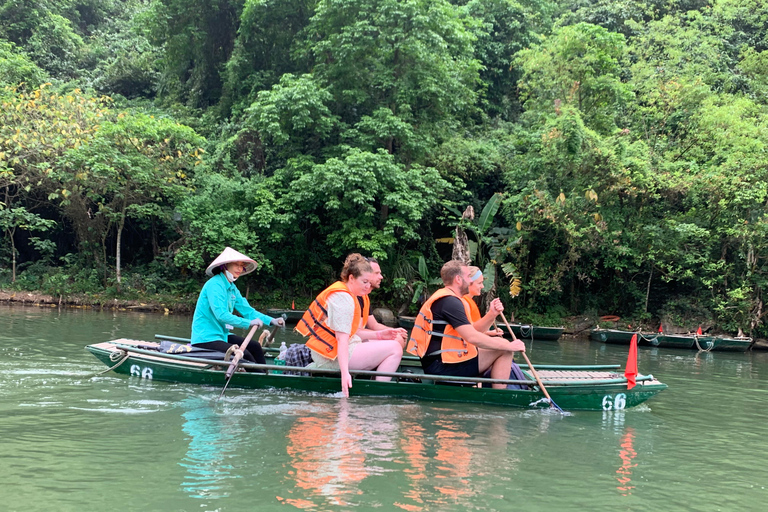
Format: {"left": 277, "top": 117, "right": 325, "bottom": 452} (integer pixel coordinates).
{"left": 361, "top": 257, "right": 408, "bottom": 348}
{"left": 190, "top": 247, "right": 285, "bottom": 370}
{"left": 297, "top": 253, "right": 404, "bottom": 397}
{"left": 463, "top": 266, "right": 504, "bottom": 337}
{"left": 407, "top": 260, "right": 525, "bottom": 388}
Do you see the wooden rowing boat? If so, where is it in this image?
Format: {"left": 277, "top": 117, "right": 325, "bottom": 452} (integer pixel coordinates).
{"left": 85, "top": 335, "right": 667, "bottom": 411}
{"left": 503, "top": 324, "right": 564, "bottom": 341}
{"left": 265, "top": 308, "right": 304, "bottom": 323}
{"left": 590, "top": 328, "right": 753, "bottom": 352}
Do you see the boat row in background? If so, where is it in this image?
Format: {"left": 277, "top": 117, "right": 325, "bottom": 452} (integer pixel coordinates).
{"left": 590, "top": 328, "right": 753, "bottom": 352}
{"left": 267, "top": 310, "right": 566, "bottom": 342}
{"left": 397, "top": 316, "right": 564, "bottom": 341}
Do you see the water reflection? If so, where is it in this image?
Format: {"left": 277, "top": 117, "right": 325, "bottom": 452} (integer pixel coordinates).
{"left": 179, "top": 397, "right": 240, "bottom": 499}
{"left": 615, "top": 427, "right": 637, "bottom": 496}
{"left": 279, "top": 400, "right": 533, "bottom": 511}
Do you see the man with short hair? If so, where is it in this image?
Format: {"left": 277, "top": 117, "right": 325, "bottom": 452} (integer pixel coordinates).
{"left": 407, "top": 260, "right": 525, "bottom": 388}
{"left": 363, "top": 257, "right": 408, "bottom": 347}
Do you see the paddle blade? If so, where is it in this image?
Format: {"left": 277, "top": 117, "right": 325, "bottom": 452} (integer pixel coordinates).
{"left": 625, "top": 334, "right": 638, "bottom": 390}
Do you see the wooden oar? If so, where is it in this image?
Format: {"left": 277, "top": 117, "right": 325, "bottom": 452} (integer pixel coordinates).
{"left": 500, "top": 312, "right": 565, "bottom": 413}
{"left": 218, "top": 324, "right": 259, "bottom": 399}
{"left": 260, "top": 324, "right": 280, "bottom": 348}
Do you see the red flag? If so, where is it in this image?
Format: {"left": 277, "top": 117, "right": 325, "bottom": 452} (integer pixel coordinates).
{"left": 625, "top": 334, "right": 638, "bottom": 390}
{"left": 658, "top": 324, "right": 663, "bottom": 333}
{"left": 292, "top": 299, "right": 295, "bottom": 310}
{"left": 696, "top": 326, "right": 702, "bottom": 335}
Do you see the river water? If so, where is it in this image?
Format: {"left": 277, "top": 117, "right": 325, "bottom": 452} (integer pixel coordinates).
{"left": 1, "top": 304, "right": 767, "bottom": 512}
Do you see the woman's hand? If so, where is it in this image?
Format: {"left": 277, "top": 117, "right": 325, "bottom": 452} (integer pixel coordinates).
{"left": 341, "top": 370, "right": 353, "bottom": 398}
{"left": 270, "top": 317, "right": 286, "bottom": 327}
{"left": 490, "top": 298, "right": 504, "bottom": 314}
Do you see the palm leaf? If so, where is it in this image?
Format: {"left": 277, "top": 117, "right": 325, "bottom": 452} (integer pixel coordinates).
{"left": 477, "top": 192, "right": 503, "bottom": 234}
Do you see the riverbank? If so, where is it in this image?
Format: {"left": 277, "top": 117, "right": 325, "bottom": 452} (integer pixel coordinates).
{"left": 0, "top": 288, "right": 197, "bottom": 314}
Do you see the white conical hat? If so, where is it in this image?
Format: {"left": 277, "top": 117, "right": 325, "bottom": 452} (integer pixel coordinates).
{"left": 206, "top": 247, "right": 258, "bottom": 276}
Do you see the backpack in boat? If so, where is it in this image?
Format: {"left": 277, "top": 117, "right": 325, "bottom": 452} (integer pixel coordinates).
{"left": 283, "top": 344, "right": 312, "bottom": 376}
{"left": 507, "top": 361, "right": 530, "bottom": 390}
{"left": 481, "top": 361, "right": 531, "bottom": 389}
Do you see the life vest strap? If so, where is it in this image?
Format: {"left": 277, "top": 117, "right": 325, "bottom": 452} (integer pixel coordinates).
{"left": 426, "top": 349, "right": 469, "bottom": 357}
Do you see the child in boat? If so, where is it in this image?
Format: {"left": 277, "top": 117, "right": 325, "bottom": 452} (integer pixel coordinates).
{"left": 190, "top": 247, "right": 284, "bottom": 370}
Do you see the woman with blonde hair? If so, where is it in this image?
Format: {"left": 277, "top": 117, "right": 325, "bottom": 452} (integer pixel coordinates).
{"left": 297, "top": 253, "right": 404, "bottom": 397}
{"left": 463, "top": 266, "right": 504, "bottom": 336}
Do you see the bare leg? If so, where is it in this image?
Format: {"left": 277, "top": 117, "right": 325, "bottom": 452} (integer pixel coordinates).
{"left": 349, "top": 340, "right": 403, "bottom": 381}
{"left": 477, "top": 349, "right": 515, "bottom": 389}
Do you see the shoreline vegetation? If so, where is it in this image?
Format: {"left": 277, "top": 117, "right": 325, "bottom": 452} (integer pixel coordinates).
{"left": 3, "top": 1, "right": 768, "bottom": 340}
{"left": 3, "top": 286, "right": 766, "bottom": 350}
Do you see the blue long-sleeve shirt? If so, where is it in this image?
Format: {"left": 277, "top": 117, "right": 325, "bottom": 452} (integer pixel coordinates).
{"left": 190, "top": 272, "right": 274, "bottom": 345}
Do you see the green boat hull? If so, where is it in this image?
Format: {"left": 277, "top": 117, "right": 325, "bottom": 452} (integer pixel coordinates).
{"left": 504, "top": 324, "right": 564, "bottom": 341}
{"left": 398, "top": 316, "right": 415, "bottom": 329}
{"left": 86, "top": 341, "right": 666, "bottom": 411}
{"left": 399, "top": 317, "right": 564, "bottom": 341}
{"left": 265, "top": 309, "right": 305, "bottom": 323}
{"left": 590, "top": 329, "right": 752, "bottom": 352}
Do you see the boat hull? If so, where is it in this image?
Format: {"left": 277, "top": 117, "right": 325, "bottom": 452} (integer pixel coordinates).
{"left": 590, "top": 329, "right": 752, "bottom": 351}
{"left": 400, "top": 317, "right": 564, "bottom": 341}
{"left": 265, "top": 309, "right": 304, "bottom": 323}
{"left": 86, "top": 340, "right": 666, "bottom": 411}
{"left": 505, "top": 324, "right": 564, "bottom": 341}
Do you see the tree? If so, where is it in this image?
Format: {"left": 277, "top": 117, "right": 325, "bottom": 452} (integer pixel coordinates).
{"left": 281, "top": 147, "right": 451, "bottom": 258}
{"left": 516, "top": 22, "right": 632, "bottom": 134}
{"left": 59, "top": 112, "right": 204, "bottom": 288}
{"left": 0, "top": 205, "right": 55, "bottom": 281}
{"left": 303, "top": 0, "right": 482, "bottom": 162}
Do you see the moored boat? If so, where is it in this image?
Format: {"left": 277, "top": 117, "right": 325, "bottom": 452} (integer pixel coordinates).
{"left": 397, "top": 315, "right": 415, "bottom": 329}
{"left": 399, "top": 316, "right": 564, "bottom": 341}
{"left": 85, "top": 335, "right": 667, "bottom": 411}
{"left": 590, "top": 328, "right": 752, "bottom": 352}
{"left": 504, "top": 324, "right": 564, "bottom": 341}
{"left": 265, "top": 308, "right": 304, "bottom": 323}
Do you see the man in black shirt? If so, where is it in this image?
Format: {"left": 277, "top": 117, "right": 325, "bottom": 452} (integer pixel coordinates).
{"left": 410, "top": 260, "right": 525, "bottom": 388}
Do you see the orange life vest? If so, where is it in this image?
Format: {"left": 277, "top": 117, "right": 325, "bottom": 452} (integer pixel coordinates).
{"left": 406, "top": 288, "right": 478, "bottom": 363}
{"left": 358, "top": 295, "right": 371, "bottom": 329}
{"left": 462, "top": 294, "right": 482, "bottom": 323}
{"left": 296, "top": 281, "right": 363, "bottom": 359}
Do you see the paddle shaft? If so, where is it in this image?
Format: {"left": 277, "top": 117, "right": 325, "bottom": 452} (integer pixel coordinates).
{"left": 219, "top": 324, "right": 259, "bottom": 398}
{"left": 500, "top": 312, "right": 561, "bottom": 409}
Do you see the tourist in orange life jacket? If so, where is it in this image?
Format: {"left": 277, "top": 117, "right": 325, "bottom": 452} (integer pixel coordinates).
{"left": 361, "top": 257, "right": 408, "bottom": 349}
{"left": 407, "top": 260, "right": 525, "bottom": 388}
{"left": 297, "top": 253, "right": 404, "bottom": 397}
{"left": 463, "top": 266, "right": 505, "bottom": 337}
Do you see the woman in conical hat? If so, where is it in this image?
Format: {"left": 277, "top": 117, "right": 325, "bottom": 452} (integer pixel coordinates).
{"left": 191, "top": 247, "right": 285, "bottom": 368}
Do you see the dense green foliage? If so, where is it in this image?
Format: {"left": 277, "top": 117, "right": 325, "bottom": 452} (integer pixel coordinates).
{"left": 2, "top": 0, "right": 768, "bottom": 336}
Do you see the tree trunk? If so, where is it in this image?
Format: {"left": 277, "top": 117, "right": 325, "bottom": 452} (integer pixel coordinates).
{"left": 645, "top": 265, "right": 653, "bottom": 313}
{"left": 452, "top": 205, "right": 474, "bottom": 264}
{"left": 116, "top": 205, "right": 127, "bottom": 291}
{"left": 10, "top": 228, "right": 16, "bottom": 283}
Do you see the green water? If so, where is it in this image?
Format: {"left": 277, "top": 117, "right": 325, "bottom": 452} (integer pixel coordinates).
{"left": 2, "top": 304, "right": 767, "bottom": 512}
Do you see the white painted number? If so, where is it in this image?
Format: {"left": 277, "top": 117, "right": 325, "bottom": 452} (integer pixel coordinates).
{"left": 601, "top": 393, "right": 627, "bottom": 411}
{"left": 130, "top": 364, "right": 154, "bottom": 380}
